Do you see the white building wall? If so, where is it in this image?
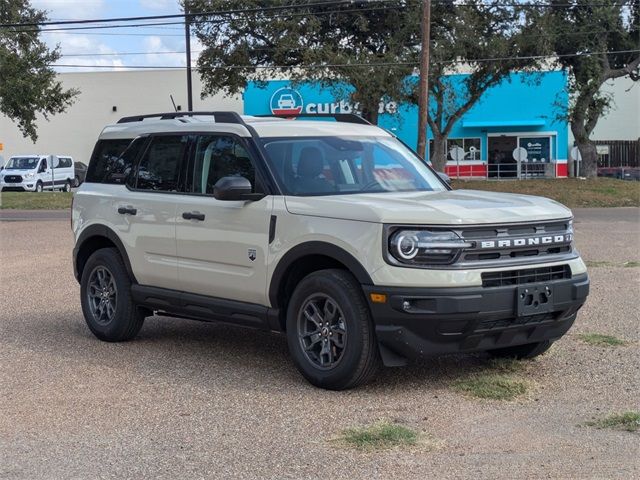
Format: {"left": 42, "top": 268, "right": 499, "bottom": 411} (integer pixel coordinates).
{"left": 0, "top": 70, "right": 242, "bottom": 165}
{"left": 568, "top": 76, "right": 640, "bottom": 143}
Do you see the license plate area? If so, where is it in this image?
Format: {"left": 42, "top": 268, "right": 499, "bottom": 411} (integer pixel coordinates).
{"left": 517, "top": 285, "right": 554, "bottom": 317}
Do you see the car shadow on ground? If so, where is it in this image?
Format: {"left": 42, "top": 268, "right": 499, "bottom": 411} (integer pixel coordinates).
{"left": 19, "top": 312, "right": 500, "bottom": 394}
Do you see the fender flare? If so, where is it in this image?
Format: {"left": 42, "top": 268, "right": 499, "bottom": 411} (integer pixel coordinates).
{"left": 73, "top": 224, "right": 136, "bottom": 283}
{"left": 268, "top": 241, "right": 373, "bottom": 307}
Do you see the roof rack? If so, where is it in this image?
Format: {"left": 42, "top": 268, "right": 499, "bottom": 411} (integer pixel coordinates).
{"left": 116, "top": 111, "right": 245, "bottom": 124}
{"left": 254, "top": 113, "right": 372, "bottom": 125}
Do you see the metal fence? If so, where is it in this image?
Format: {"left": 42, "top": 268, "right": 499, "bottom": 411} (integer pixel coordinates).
{"left": 594, "top": 140, "right": 639, "bottom": 168}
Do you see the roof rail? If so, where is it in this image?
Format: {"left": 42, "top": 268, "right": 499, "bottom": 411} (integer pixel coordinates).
{"left": 116, "top": 111, "right": 245, "bottom": 124}
{"left": 254, "top": 113, "right": 372, "bottom": 125}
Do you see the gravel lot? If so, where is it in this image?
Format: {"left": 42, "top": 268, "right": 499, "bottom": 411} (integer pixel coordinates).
{"left": 1, "top": 208, "right": 638, "bottom": 479}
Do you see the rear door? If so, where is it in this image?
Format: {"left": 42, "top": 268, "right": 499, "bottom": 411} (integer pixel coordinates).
{"left": 174, "top": 133, "right": 273, "bottom": 305}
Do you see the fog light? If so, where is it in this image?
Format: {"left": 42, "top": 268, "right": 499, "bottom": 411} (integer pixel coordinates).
{"left": 402, "top": 300, "right": 411, "bottom": 311}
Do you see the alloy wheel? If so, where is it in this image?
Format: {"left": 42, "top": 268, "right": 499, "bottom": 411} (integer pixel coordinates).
{"left": 87, "top": 266, "right": 118, "bottom": 325}
{"left": 297, "top": 294, "right": 348, "bottom": 370}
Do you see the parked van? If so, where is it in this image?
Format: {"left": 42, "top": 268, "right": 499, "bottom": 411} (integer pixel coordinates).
{"left": 0, "top": 155, "right": 75, "bottom": 192}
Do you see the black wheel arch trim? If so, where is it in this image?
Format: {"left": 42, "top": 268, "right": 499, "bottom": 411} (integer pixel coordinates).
{"left": 73, "top": 224, "right": 137, "bottom": 284}
{"left": 268, "top": 241, "right": 373, "bottom": 307}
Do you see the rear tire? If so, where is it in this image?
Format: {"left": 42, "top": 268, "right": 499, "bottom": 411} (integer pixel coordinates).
{"left": 80, "top": 247, "right": 145, "bottom": 342}
{"left": 286, "top": 269, "right": 381, "bottom": 390}
{"left": 487, "top": 339, "right": 554, "bottom": 359}
{"left": 63, "top": 180, "right": 71, "bottom": 192}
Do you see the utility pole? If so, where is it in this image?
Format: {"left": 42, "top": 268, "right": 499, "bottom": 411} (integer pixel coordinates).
{"left": 416, "top": 0, "right": 431, "bottom": 160}
{"left": 184, "top": 1, "right": 193, "bottom": 112}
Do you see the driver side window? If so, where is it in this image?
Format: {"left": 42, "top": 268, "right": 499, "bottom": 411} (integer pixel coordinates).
{"left": 188, "top": 135, "right": 257, "bottom": 195}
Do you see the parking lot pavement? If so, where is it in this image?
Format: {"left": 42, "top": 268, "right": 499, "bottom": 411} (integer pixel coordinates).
{"left": 1, "top": 210, "right": 638, "bottom": 479}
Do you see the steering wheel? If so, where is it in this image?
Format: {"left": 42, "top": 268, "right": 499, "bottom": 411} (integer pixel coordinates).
{"left": 361, "top": 179, "right": 383, "bottom": 191}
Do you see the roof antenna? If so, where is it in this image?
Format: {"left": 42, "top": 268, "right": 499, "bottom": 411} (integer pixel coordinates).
{"left": 170, "top": 94, "right": 178, "bottom": 112}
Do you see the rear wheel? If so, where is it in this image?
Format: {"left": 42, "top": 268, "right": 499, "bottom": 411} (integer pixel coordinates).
{"left": 80, "top": 247, "right": 145, "bottom": 342}
{"left": 487, "top": 339, "right": 554, "bottom": 359}
{"left": 63, "top": 180, "right": 72, "bottom": 192}
{"left": 286, "top": 269, "right": 380, "bottom": 390}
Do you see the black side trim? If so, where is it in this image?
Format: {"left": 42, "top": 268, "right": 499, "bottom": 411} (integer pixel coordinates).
{"left": 131, "top": 284, "right": 279, "bottom": 331}
{"left": 73, "top": 224, "right": 136, "bottom": 283}
{"left": 269, "top": 215, "right": 277, "bottom": 244}
{"left": 268, "top": 241, "right": 373, "bottom": 306}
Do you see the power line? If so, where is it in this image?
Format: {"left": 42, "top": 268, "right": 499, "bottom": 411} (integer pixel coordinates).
{"left": 50, "top": 48, "right": 640, "bottom": 69}
{"left": 5, "top": 3, "right": 409, "bottom": 34}
{"left": 0, "top": 1, "right": 625, "bottom": 29}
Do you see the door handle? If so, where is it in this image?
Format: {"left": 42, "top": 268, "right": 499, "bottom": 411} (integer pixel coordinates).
{"left": 117, "top": 206, "right": 137, "bottom": 215}
{"left": 182, "top": 211, "right": 205, "bottom": 221}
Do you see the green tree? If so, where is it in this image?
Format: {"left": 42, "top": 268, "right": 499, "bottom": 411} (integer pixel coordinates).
{"left": 186, "top": 0, "right": 421, "bottom": 123}
{"left": 0, "top": 0, "right": 78, "bottom": 141}
{"left": 544, "top": 0, "right": 639, "bottom": 178}
{"left": 424, "top": 1, "right": 543, "bottom": 171}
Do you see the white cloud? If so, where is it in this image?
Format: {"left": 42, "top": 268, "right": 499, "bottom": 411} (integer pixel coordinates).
{"left": 140, "top": 35, "right": 186, "bottom": 67}
{"left": 32, "top": 0, "right": 106, "bottom": 19}
{"left": 139, "top": 0, "right": 176, "bottom": 11}
{"left": 42, "top": 32, "right": 125, "bottom": 72}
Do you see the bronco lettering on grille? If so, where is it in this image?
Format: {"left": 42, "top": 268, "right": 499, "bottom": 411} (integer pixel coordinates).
{"left": 479, "top": 234, "right": 572, "bottom": 249}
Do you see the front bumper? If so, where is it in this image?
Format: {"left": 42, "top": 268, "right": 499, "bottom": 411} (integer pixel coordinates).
{"left": 0, "top": 181, "right": 36, "bottom": 191}
{"left": 363, "top": 273, "right": 589, "bottom": 366}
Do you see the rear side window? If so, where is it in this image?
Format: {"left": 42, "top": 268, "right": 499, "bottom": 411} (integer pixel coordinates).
{"left": 56, "top": 157, "right": 72, "bottom": 168}
{"left": 187, "top": 135, "right": 257, "bottom": 194}
{"left": 86, "top": 138, "right": 136, "bottom": 184}
{"left": 134, "top": 135, "right": 187, "bottom": 192}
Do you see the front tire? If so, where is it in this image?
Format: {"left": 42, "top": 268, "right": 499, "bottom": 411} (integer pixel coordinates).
{"left": 286, "top": 269, "right": 381, "bottom": 390}
{"left": 80, "top": 247, "right": 145, "bottom": 342}
{"left": 74, "top": 175, "right": 80, "bottom": 187}
{"left": 35, "top": 181, "right": 43, "bottom": 192}
{"left": 487, "top": 339, "right": 554, "bottom": 359}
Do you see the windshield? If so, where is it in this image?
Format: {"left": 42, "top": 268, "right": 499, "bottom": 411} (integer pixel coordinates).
{"left": 5, "top": 157, "right": 40, "bottom": 170}
{"left": 261, "top": 136, "right": 446, "bottom": 196}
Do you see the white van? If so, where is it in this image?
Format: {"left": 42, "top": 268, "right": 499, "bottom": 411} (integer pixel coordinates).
{"left": 0, "top": 155, "right": 75, "bottom": 192}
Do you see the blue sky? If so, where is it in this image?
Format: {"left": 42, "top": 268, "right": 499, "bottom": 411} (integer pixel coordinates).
{"left": 32, "top": 0, "right": 197, "bottom": 71}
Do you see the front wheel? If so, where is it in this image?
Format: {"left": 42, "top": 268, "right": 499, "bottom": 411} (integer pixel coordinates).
{"left": 35, "top": 181, "right": 43, "bottom": 192}
{"left": 487, "top": 339, "right": 554, "bottom": 359}
{"left": 80, "top": 247, "right": 145, "bottom": 342}
{"left": 286, "top": 269, "right": 381, "bottom": 390}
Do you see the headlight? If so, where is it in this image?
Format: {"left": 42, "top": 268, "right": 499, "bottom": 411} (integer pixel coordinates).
{"left": 388, "top": 228, "right": 472, "bottom": 266}
{"left": 23, "top": 172, "right": 35, "bottom": 179}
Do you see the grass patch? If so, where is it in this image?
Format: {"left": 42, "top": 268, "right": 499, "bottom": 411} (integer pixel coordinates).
{"left": 486, "top": 357, "right": 528, "bottom": 374}
{"left": 585, "top": 260, "right": 615, "bottom": 268}
{"left": 585, "top": 411, "right": 640, "bottom": 433}
{"left": 624, "top": 261, "right": 640, "bottom": 268}
{"left": 577, "top": 333, "right": 627, "bottom": 347}
{"left": 338, "top": 421, "right": 419, "bottom": 450}
{"left": 451, "top": 178, "right": 640, "bottom": 208}
{"left": 0, "top": 192, "right": 73, "bottom": 210}
{"left": 453, "top": 374, "right": 528, "bottom": 400}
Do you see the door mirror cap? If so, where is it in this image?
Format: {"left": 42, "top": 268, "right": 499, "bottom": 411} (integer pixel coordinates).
{"left": 437, "top": 172, "right": 451, "bottom": 186}
{"left": 213, "top": 176, "right": 264, "bottom": 201}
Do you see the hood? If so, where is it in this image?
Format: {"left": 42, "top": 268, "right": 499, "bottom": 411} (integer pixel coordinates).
{"left": 284, "top": 189, "right": 572, "bottom": 225}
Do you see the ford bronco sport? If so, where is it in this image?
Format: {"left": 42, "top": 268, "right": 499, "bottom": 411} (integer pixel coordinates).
{"left": 72, "top": 112, "right": 589, "bottom": 390}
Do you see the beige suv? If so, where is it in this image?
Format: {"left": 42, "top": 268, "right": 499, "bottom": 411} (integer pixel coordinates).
{"left": 72, "top": 112, "right": 589, "bottom": 390}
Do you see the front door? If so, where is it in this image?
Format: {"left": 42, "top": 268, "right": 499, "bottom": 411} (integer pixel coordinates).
{"left": 175, "top": 134, "right": 273, "bottom": 306}
{"left": 488, "top": 136, "right": 518, "bottom": 178}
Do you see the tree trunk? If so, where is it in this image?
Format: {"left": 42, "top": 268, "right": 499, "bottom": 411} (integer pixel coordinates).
{"left": 360, "top": 101, "right": 379, "bottom": 125}
{"left": 571, "top": 121, "right": 598, "bottom": 178}
{"left": 430, "top": 134, "right": 448, "bottom": 172}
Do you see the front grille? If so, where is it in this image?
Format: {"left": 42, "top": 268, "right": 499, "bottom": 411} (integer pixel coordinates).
{"left": 3, "top": 175, "right": 23, "bottom": 183}
{"left": 456, "top": 220, "right": 574, "bottom": 265}
{"left": 481, "top": 264, "right": 571, "bottom": 288}
{"left": 476, "top": 313, "right": 556, "bottom": 331}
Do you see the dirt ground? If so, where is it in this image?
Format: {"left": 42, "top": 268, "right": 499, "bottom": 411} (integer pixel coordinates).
{"left": 0, "top": 208, "right": 638, "bottom": 479}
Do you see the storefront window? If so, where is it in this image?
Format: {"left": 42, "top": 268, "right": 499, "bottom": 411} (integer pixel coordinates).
{"left": 429, "top": 138, "right": 482, "bottom": 161}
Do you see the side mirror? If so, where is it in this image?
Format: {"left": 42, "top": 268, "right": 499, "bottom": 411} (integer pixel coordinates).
{"left": 437, "top": 172, "right": 451, "bottom": 186}
{"left": 213, "top": 176, "right": 264, "bottom": 201}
